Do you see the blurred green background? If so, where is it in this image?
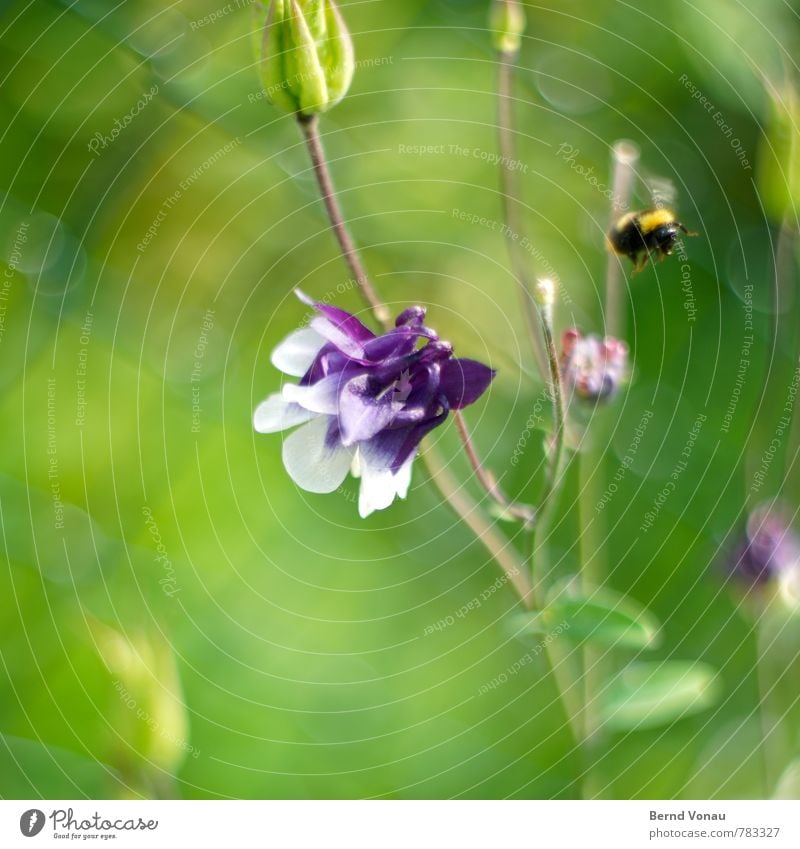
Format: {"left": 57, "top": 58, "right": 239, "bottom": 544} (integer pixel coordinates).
{"left": 1, "top": 0, "right": 799, "bottom": 799}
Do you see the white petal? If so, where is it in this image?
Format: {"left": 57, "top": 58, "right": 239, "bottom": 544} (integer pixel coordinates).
{"left": 393, "top": 456, "right": 414, "bottom": 500}
{"left": 282, "top": 375, "right": 341, "bottom": 415}
{"left": 350, "top": 449, "right": 362, "bottom": 479}
{"left": 282, "top": 416, "right": 353, "bottom": 494}
{"left": 357, "top": 452, "right": 415, "bottom": 518}
{"left": 270, "top": 328, "right": 326, "bottom": 377}
{"left": 253, "top": 393, "right": 316, "bottom": 433}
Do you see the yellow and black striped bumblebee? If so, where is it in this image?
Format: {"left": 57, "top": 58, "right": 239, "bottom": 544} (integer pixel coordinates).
{"left": 607, "top": 208, "right": 697, "bottom": 273}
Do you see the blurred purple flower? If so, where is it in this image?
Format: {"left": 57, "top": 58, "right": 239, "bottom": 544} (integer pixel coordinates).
{"left": 560, "top": 328, "right": 628, "bottom": 402}
{"left": 254, "top": 291, "right": 495, "bottom": 517}
{"left": 730, "top": 503, "right": 800, "bottom": 586}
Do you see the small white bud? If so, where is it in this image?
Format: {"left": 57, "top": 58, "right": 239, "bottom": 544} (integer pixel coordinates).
{"left": 534, "top": 278, "right": 556, "bottom": 308}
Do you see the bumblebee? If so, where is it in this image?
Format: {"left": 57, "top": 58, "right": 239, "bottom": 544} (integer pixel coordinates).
{"left": 607, "top": 208, "right": 696, "bottom": 273}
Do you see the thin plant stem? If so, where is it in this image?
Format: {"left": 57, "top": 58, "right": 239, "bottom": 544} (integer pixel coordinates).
{"left": 573, "top": 140, "right": 641, "bottom": 750}
{"left": 496, "top": 51, "right": 548, "bottom": 381}
{"left": 453, "top": 410, "right": 535, "bottom": 525}
{"left": 298, "top": 114, "right": 391, "bottom": 329}
{"left": 494, "top": 39, "right": 568, "bottom": 542}
{"left": 604, "top": 140, "right": 639, "bottom": 338}
{"left": 578, "top": 450, "right": 603, "bottom": 746}
{"left": 757, "top": 622, "right": 778, "bottom": 795}
{"left": 536, "top": 303, "right": 567, "bottom": 523}
{"left": 422, "top": 443, "right": 534, "bottom": 607}
{"left": 295, "top": 112, "right": 534, "bottom": 606}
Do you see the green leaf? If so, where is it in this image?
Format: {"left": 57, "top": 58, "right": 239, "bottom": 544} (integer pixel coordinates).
{"left": 511, "top": 581, "right": 661, "bottom": 650}
{"left": 600, "top": 661, "right": 721, "bottom": 731}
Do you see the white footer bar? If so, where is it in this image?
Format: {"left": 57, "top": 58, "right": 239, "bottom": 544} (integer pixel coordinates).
{"left": 2, "top": 800, "right": 798, "bottom": 848}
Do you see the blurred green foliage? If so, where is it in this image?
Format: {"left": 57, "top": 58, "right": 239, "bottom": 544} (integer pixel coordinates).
{"left": 0, "top": 0, "right": 799, "bottom": 799}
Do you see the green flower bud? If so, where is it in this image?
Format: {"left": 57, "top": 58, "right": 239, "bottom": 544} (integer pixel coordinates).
{"left": 91, "top": 620, "right": 191, "bottom": 776}
{"left": 489, "top": 0, "right": 526, "bottom": 54}
{"left": 253, "top": 0, "right": 355, "bottom": 117}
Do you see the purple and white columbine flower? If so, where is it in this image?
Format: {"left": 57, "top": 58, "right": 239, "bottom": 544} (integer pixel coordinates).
{"left": 254, "top": 291, "right": 495, "bottom": 517}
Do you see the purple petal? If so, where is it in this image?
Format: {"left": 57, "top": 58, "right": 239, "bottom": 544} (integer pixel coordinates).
{"left": 310, "top": 315, "right": 368, "bottom": 359}
{"left": 395, "top": 306, "right": 427, "bottom": 327}
{"left": 361, "top": 327, "right": 432, "bottom": 362}
{"left": 439, "top": 358, "right": 496, "bottom": 409}
{"left": 300, "top": 343, "right": 348, "bottom": 385}
{"left": 390, "top": 408, "right": 448, "bottom": 470}
{"left": 315, "top": 304, "right": 375, "bottom": 343}
{"left": 338, "top": 374, "right": 402, "bottom": 446}
{"left": 360, "top": 400, "right": 449, "bottom": 473}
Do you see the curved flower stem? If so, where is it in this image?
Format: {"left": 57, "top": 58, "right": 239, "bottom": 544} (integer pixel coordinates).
{"left": 454, "top": 410, "right": 535, "bottom": 525}
{"left": 496, "top": 50, "right": 549, "bottom": 381}
{"left": 423, "top": 444, "right": 534, "bottom": 607}
{"left": 297, "top": 113, "right": 391, "bottom": 329}
{"left": 295, "top": 112, "right": 534, "bottom": 605}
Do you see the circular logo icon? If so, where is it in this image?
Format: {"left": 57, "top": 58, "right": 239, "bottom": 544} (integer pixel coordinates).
{"left": 19, "top": 809, "right": 45, "bottom": 837}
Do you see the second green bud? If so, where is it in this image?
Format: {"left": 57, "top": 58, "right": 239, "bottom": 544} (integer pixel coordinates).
{"left": 489, "top": 0, "right": 527, "bottom": 54}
